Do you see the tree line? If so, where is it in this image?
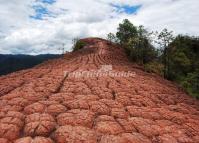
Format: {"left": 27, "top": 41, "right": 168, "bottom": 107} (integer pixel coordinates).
{"left": 107, "top": 19, "right": 199, "bottom": 99}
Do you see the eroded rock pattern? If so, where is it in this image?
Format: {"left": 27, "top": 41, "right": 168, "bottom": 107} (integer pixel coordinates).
{"left": 0, "top": 38, "right": 199, "bottom": 142}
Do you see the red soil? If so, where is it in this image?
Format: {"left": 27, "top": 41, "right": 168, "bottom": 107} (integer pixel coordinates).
{"left": 0, "top": 38, "right": 199, "bottom": 143}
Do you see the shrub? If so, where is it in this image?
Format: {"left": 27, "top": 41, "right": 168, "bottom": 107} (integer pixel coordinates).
{"left": 178, "top": 72, "right": 199, "bottom": 99}
{"left": 72, "top": 40, "right": 87, "bottom": 52}
{"left": 144, "top": 61, "right": 164, "bottom": 76}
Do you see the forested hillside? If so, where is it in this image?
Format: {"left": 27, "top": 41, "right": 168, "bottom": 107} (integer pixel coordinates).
{"left": 0, "top": 54, "right": 60, "bottom": 76}
{"left": 107, "top": 19, "right": 199, "bottom": 98}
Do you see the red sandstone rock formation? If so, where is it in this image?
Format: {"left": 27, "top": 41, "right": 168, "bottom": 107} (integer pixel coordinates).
{"left": 0, "top": 38, "right": 199, "bottom": 143}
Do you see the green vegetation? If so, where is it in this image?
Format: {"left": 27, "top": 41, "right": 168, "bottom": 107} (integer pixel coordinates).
{"left": 108, "top": 19, "right": 199, "bottom": 98}
{"left": 72, "top": 38, "right": 87, "bottom": 51}
{"left": 168, "top": 35, "right": 199, "bottom": 98}
{"left": 157, "top": 29, "right": 174, "bottom": 78}
{"left": 107, "top": 33, "right": 117, "bottom": 43}
{"left": 0, "top": 54, "right": 60, "bottom": 76}
{"left": 116, "top": 19, "right": 158, "bottom": 65}
{"left": 144, "top": 61, "right": 164, "bottom": 76}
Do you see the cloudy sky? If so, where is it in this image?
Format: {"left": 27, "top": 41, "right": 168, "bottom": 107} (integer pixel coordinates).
{"left": 0, "top": 0, "right": 198, "bottom": 55}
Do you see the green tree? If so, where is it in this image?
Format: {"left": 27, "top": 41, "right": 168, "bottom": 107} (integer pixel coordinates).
{"left": 107, "top": 33, "right": 117, "bottom": 43}
{"left": 137, "top": 26, "right": 157, "bottom": 64}
{"left": 72, "top": 38, "right": 87, "bottom": 52}
{"left": 116, "top": 19, "right": 138, "bottom": 45}
{"left": 168, "top": 35, "right": 199, "bottom": 98}
{"left": 116, "top": 19, "right": 158, "bottom": 65}
{"left": 157, "top": 28, "right": 174, "bottom": 78}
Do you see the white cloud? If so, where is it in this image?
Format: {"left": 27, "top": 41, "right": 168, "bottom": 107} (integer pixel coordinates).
{"left": 0, "top": 0, "right": 198, "bottom": 55}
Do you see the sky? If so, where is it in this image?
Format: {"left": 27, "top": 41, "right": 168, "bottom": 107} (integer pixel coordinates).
{"left": 0, "top": 0, "right": 198, "bottom": 55}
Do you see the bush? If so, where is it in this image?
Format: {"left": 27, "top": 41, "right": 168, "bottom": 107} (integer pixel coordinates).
{"left": 144, "top": 61, "right": 164, "bottom": 76}
{"left": 178, "top": 72, "right": 199, "bottom": 99}
{"left": 72, "top": 40, "right": 87, "bottom": 52}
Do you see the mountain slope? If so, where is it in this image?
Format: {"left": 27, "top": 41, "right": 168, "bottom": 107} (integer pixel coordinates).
{"left": 0, "top": 38, "right": 199, "bottom": 143}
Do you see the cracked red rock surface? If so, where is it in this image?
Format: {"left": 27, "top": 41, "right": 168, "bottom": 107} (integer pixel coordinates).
{"left": 0, "top": 38, "right": 199, "bottom": 142}
{"left": 24, "top": 113, "right": 56, "bottom": 136}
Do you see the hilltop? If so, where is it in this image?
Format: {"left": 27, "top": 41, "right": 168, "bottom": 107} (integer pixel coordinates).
{"left": 0, "top": 38, "right": 199, "bottom": 143}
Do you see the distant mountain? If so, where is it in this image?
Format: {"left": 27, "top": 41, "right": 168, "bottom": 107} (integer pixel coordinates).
{"left": 0, "top": 54, "right": 60, "bottom": 76}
